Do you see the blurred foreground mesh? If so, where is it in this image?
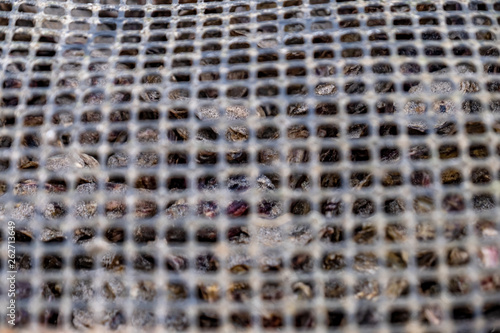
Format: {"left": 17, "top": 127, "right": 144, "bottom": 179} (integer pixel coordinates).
{"left": 0, "top": 0, "right": 500, "bottom": 331}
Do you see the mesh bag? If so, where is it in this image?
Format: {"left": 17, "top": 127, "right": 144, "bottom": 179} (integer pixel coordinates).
{"left": 1, "top": 0, "right": 500, "bottom": 331}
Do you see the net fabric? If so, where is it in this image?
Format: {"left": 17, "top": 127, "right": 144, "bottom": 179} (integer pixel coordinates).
{"left": 0, "top": 0, "right": 500, "bottom": 331}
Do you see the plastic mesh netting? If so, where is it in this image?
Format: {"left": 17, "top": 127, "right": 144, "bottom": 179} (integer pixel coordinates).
{"left": 0, "top": 0, "right": 500, "bottom": 331}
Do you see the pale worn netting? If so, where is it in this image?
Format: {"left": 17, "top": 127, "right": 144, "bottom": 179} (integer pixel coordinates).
{"left": 0, "top": 0, "right": 500, "bottom": 331}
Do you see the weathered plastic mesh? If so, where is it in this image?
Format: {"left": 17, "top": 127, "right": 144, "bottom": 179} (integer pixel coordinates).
{"left": 1, "top": 0, "right": 500, "bottom": 331}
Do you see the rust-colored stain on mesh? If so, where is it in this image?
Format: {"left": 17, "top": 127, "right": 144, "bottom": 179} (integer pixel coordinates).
{"left": 0, "top": 0, "right": 500, "bottom": 331}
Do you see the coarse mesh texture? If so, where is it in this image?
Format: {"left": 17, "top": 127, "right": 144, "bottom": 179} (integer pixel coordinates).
{"left": 0, "top": 0, "right": 500, "bottom": 331}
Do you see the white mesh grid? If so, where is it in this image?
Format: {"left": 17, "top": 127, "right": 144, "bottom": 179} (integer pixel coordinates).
{"left": 0, "top": 0, "right": 500, "bottom": 331}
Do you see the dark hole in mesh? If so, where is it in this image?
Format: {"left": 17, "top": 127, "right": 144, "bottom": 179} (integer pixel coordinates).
{"left": 196, "top": 227, "right": 218, "bottom": 243}
{"left": 42, "top": 255, "right": 63, "bottom": 270}
{"left": 262, "top": 313, "right": 283, "bottom": 328}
